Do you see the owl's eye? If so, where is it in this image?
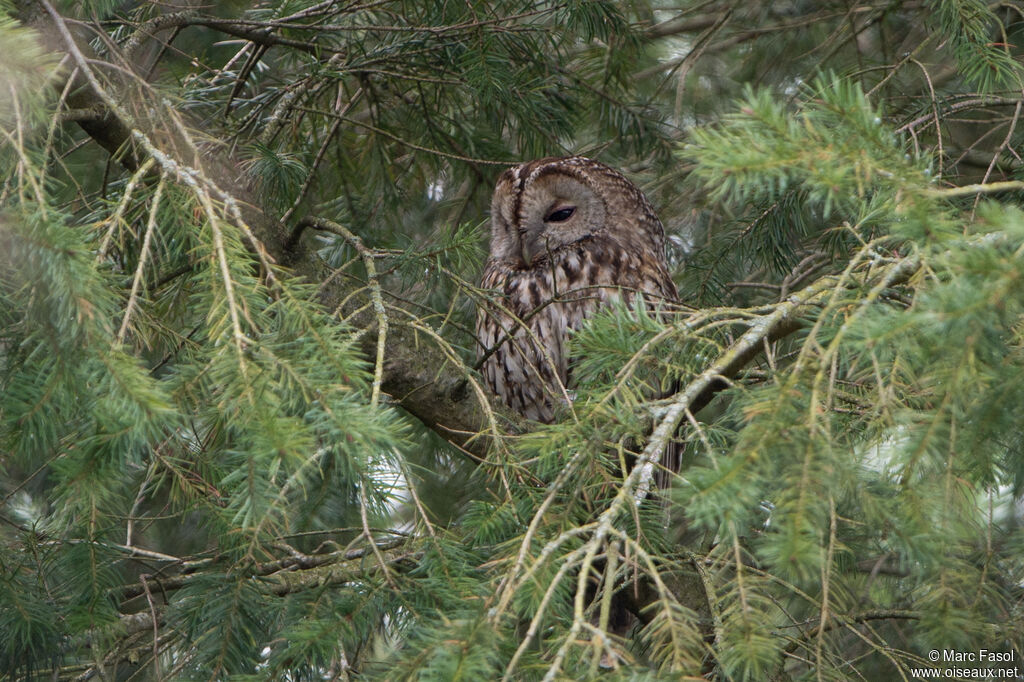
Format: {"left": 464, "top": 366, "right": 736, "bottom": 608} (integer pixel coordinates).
{"left": 545, "top": 206, "right": 576, "bottom": 223}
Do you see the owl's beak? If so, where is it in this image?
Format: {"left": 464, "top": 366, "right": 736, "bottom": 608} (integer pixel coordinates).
{"left": 519, "top": 228, "right": 541, "bottom": 266}
{"left": 520, "top": 240, "right": 532, "bottom": 266}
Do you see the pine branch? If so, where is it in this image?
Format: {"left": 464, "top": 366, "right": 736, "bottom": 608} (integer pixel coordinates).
{"left": 73, "top": 540, "right": 415, "bottom": 678}
{"left": 17, "top": 2, "right": 520, "bottom": 458}
{"left": 495, "top": 253, "right": 922, "bottom": 679}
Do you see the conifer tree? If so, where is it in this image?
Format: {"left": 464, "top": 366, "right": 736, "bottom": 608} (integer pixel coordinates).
{"left": 1, "top": 1, "right": 1022, "bottom": 680}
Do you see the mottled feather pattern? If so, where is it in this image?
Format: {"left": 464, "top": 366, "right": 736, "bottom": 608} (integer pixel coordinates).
{"left": 476, "top": 156, "right": 679, "bottom": 429}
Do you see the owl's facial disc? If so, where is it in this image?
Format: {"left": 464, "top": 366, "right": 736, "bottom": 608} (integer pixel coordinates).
{"left": 488, "top": 160, "right": 608, "bottom": 268}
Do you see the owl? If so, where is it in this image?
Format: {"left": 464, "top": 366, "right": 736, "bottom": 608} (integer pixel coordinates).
{"left": 476, "top": 156, "right": 679, "bottom": 425}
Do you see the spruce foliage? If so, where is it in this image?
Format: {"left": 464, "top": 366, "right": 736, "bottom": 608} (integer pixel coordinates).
{"left": 1, "top": 1, "right": 1023, "bottom": 680}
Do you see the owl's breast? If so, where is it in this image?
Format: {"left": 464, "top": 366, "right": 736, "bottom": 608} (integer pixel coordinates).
{"left": 476, "top": 237, "right": 675, "bottom": 423}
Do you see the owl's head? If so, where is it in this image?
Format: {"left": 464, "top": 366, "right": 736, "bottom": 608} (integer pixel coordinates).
{"left": 489, "top": 156, "right": 652, "bottom": 267}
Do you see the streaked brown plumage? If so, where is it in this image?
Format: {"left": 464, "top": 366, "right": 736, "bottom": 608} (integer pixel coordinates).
{"left": 476, "top": 156, "right": 678, "bottom": 424}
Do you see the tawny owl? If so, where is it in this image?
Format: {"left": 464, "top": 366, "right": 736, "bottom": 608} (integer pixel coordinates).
{"left": 476, "top": 156, "right": 679, "bottom": 424}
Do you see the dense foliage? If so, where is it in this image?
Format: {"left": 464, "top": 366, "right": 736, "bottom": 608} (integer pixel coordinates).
{"left": 1, "top": 1, "right": 1023, "bottom": 679}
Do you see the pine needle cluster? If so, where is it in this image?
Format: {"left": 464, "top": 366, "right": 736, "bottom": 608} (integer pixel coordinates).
{"left": 1, "top": 1, "right": 1023, "bottom": 680}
